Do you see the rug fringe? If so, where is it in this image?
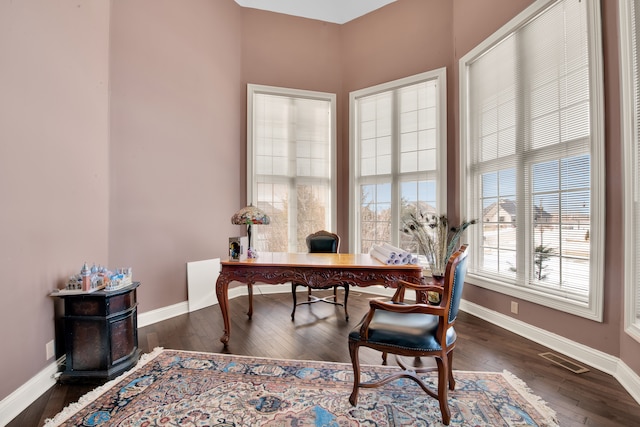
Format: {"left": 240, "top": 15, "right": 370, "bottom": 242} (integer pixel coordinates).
{"left": 501, "top": 369, "right": 559, "bottom": 427}
{"left": 42, "top": 347, "right": 165, "bottom": 427}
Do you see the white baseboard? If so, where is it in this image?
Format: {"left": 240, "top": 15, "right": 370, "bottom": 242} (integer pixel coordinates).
{"left": 618, "top": 360, "right": 640, "bottom": 406}
{"left": 5, "top": 287, "right": 639, "bottom": 426}
{"left": 460, "top": 299, "right": 640, "bottom": 405}
{"left": 138, "top": 301, "right": 189, "bottom": 328}
{"left": 0, "top": 357, "right": 63, "bottom": 427}
{"left": 137, "top": 285, "right": 262, "bottom": 328}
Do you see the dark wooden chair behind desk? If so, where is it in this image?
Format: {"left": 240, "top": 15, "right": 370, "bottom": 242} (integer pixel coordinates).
{"left": 291, "top": 230, "right": 350, "bottom": 321}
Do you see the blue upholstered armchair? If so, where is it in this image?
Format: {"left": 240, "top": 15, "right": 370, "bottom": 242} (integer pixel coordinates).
{"left": 348, "top": 244, "right": 469, "bottom": 426}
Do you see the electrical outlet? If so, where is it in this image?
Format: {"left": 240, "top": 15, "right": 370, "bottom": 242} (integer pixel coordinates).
{"left": 46, "top": 339, "right": 55, "bottom": 360}
{"left": 510, "top": 301, "right": 519, "bottom": 314}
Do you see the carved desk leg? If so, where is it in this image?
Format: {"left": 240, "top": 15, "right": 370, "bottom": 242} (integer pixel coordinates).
{"left": 247, "top": 283, "right": 253, "bottom": 319}
{"left": 215, "top": 274, "right": 231, "bottom": 346}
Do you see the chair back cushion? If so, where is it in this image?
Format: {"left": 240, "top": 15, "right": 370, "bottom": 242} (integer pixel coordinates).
{"left": 307, "top": 231, "right": 340, "bottom": 253}
{"left": 447, "top": 245, "right": 469, "bottom": 324}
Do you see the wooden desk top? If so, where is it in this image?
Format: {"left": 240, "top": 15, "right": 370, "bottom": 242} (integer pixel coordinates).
{"left": 221, "top": 252, "right": 421, "bottom": 270}
{"left": 216, "top": 252, "right": 423, "bottom": 345}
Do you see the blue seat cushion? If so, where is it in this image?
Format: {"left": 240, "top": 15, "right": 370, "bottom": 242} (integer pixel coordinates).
{"left": 349, "top": 310, "right": 456, "bottom": 352}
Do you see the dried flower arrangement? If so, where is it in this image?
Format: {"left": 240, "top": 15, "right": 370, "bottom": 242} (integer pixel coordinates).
{"left": 401, "top": 213, "right": 476, "bottom": 277}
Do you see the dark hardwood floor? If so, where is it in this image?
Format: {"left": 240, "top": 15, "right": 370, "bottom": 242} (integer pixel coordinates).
{"left": 10, "top": 289, "right": 640, "bottom": 426}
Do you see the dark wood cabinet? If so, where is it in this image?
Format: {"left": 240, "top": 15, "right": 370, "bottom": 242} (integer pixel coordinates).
{"left": 53, "top": 282, "right": 141, "bottom": 383}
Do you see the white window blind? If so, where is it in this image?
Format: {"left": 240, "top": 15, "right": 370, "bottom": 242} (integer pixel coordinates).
{"left": 248, "top": 85, "right": 336, "bottom": 253}
{"left": 350, "top": 69, "right": 447, "bottom": 255}
{"left": 461, "top": 0, "right": 604, "bottom": 319}
{"left": 620, "top": 0, "right": 640, "bottom": 341}
{"left": 634, "top": 0, "right": 640, "bottom": 332}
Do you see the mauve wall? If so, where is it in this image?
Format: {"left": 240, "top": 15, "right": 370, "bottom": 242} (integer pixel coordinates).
{"left": 108, "top": 0, "right": 243, "bottom": 313}
{"left": 0, "top": 1, "right": 110, "bottom": 401}
{"left": 241, "top": 9, "right": 342, "bottom": 92}
{"left": 341, "top": 0, "right": 452, "bottom": 95}
{"left": 2, "top": 0, "right": 640, "bottom": 408}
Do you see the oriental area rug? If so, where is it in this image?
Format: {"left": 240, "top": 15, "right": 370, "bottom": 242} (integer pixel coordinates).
{"left": 44, "top": 348, "right": 558, "bottom": 426}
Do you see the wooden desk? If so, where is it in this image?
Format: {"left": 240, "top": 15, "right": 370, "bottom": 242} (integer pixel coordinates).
{"left": 215, "top": 252, "right": 423, "bottom": 345}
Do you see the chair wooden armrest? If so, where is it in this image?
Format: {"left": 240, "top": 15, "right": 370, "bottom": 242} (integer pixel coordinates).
{"left": 391, "top": 279, "right": 445, "bottom": 303}
{"left": 369, "top": 299, "right": 445, "bottom": 315}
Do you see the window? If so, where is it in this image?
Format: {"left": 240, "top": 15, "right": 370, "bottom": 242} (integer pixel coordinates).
{"left": 349, "top": 69, "right": 447, "bottom": 255}
{"left": 459, "top": 0, "right": 604, "bottom": 320}
{"left": 620, "top": 0, "right": 640, "bottom": 342}
{"left": 247, "top": 84, "right": 336, "bottom": 253}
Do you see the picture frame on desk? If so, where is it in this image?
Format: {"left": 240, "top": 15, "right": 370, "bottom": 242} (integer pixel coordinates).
{"left": 229, "top": 236, "right": 249, "bottom": 261}
{"left": 228, "top": 237, "right": 242, "bottom": 261}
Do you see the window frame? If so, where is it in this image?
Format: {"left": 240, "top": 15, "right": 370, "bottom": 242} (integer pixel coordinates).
{"left": 619, "top": 0, "right": 640, "bottom": 342}
{"left": 459, "top": 0, "right": 605, "bottom": 321}
{"left": 246, "top": 83, "right": 337, "bottom": 252}
{"left": 348, "top": 68, "right": 448, "bottom": 254}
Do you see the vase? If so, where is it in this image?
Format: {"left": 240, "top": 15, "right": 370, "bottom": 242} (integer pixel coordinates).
{"left": 428, "top": 274, "right": 444, "bottom": 304}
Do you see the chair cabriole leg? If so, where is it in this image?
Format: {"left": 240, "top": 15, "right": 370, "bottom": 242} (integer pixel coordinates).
{"left": 348, "top": 339, "right": 360, "bottom": 406}
{"left": 447, "top": 350, "right": 455, "bottom": 390}
{"left": 436, "top": 356, "right": 451, "bottom": 425}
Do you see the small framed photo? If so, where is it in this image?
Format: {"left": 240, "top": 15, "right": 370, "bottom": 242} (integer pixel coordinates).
{"left": 229, "top": 237, "right": 242, "bottom": 261}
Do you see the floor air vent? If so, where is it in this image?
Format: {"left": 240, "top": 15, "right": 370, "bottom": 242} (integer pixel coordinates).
{"left": 539, "top": 352, "right": 589, "bottom": 374}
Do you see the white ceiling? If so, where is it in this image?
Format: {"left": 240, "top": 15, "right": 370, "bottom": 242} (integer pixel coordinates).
{"left": 234, "top": 0, "right": 397, "bottom": 24}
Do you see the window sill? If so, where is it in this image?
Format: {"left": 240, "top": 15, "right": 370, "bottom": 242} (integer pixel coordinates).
{"left": 466, "top": 273, "right": 602, "bottom": 322}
